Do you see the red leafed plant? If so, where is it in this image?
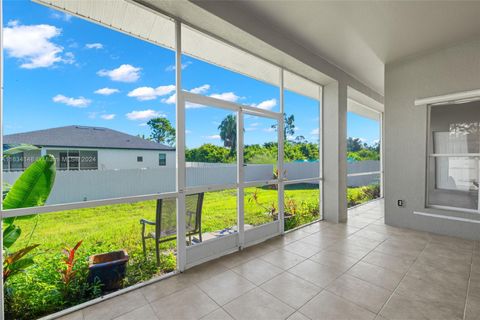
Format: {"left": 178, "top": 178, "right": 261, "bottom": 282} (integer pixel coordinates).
{"left": 60, "top": 240, "right": 83, "bottom": 288}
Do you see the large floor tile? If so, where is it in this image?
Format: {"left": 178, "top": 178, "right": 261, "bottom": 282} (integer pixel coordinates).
{"left": 260, "top": 248, "right": 306, "bottom": 270}
{"left": 113, "top": 305, "right": 158, "bottom": 320}
{"left": 261, "top": 272, "right": 321, "bottom": 309}
{"left": 325, "top": 241, "right": 373, "bottom": 259}
{"left": 362, "top": 250, "right": 414, "bottom": 274}
{"left": 223, "top": 288, "right": 295, "bottom": 320}
{"left": 299, "top": 291, "right": 376, "bottom": 320}
{"left": 197, "top": 270, "right": 256, "bottom": 305}
{"left": 347, "top": 261, "right": 403, "bottom": 291}
{"left": 150, "top": 286, "right": 218, "bottom": 320}
{"left": 231, "top": 258, "right": 283, "bottom": 285}
{"left": 141, "top": 275, "right": 192, "bottom": 303}
{"left": 309, "top": 250, "right": 359, "bottom": 272}
{"left": 414, "top": 253, "right": 471, "bottom": 276}
{"left": 200, "top": 308, "right": 234, "bottom": 320}
{"left": 284, "top": 239, "right": 323, "bottom": 258}
{"left": 326, "top": 274, "right": 392, "bottom": 313}
{"left": 286, "top": 312, "right": 311, "bottom": 320}
{"left": 83, "top": 291, "right": 148, "bottom": 320}
{"left": 379, "top": 292, "right": 464, "bottom": 320}
{"left": 182, "top": 260, "right": 230, "bottom": 283}
{"left": 288, "top": 259, "right": 343, "bottom": 288}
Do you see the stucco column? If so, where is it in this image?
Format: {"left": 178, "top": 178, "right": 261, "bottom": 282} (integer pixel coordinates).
{"left": 323, "top": 81, "right": 348, "bottom": 223}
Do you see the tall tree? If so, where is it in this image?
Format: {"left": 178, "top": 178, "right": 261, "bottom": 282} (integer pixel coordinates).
{"left": 218, "top": 114, "right": 237, "bottom": 155}
{"left": 147, "top": 117, "right": 176, "bottom": 146}
{"left": 347, "top": 137, "right": 363, "bottom": 152}
{"left": 271, "top": 113, "right": 295, "bottom": 140}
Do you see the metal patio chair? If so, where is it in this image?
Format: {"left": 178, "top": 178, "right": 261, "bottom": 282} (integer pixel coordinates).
{"left": 140, "top": 193, "right": 204, "bottom": 266}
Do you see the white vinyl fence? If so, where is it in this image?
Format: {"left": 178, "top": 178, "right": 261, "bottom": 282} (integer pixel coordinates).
{"left": 3, "top": 161, "right": 379, "bottom": 205}
{"left": 347, "top": 160, "right": 381, "bottom": 187}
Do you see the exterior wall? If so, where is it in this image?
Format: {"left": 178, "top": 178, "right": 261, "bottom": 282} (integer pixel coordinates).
{"left": 42, "top": 147, "right": 175, "bottom": 170}
{"left": 96, "top": 149, "right": 175, "bottom": 170}
{"left": 385, "top": 38, "right": 480, "bottom": 240}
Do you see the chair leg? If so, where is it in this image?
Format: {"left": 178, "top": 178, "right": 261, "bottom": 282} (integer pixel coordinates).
{"left": 142, "top": 235, "right": 147, "bottom": 259}
{"left": 155, "top": 240, "right": 160, "bottom": 267}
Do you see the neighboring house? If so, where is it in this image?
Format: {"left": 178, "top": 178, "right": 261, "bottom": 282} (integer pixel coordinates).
{"left": 3, "top": 125, "right": 175, "bottom": 171}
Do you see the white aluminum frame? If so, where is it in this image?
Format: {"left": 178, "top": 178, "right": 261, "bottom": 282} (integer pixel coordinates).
{"left": 181, "top": 91, "right": 284, "bottom": 265}
{"left": 0, "top": 1, "right": 326, "bottom": 317}
{"left": 346, "top": 103, "right": 384, "bottom": 197}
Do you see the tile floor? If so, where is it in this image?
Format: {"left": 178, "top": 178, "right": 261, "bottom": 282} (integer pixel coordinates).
{"left": 59, "top": 199, "right": 480, "bottom": 320}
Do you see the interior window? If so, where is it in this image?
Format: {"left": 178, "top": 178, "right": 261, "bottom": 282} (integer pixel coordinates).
{"left": 427, "top": 101, "right": 480, "bottom": 211}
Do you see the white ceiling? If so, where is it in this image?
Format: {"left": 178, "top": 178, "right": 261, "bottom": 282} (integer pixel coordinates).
{"left": 197, "top": 0, "right": 480, "bottom": 95}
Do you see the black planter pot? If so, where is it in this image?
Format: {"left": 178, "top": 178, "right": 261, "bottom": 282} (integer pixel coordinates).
{"left": 88, "top": 250, "right": 129, "bottom": 292}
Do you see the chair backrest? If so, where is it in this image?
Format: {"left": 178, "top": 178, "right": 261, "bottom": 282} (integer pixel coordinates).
{"left": 157, "top": 193, "right": 204, "bottom": 239}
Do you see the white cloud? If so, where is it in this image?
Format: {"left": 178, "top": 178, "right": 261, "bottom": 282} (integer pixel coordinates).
{"left": 162, "top": 93, "right": 176, "bottom": 105}
{"left": 165, "top": 61, "right": 192, "bottom": 71}
{"left": 263, "top": 127, "right": 275, "bottom": 133}
{"left": 128, "top": 85, "right": 175, "bottom": 101}
{"left": 51, "top": 12, "right": 72, "bottom": 22}
{"left": 94, "top": 87, "right": 119, "bottom": 96}
{"left": 186, "top": 130, "right": 192, "bottom": 134}
{"left": 53, "top": 94, "right": 91, "bottom": 108}
{"left": 190, "top": 84, "right": 210, "bottom": 94}
{"left": 210, "top": 92, "right": 240, "bottom": 103}
{"left": 85, "top": 43, "right": 103, "bottom": 49}
{"left": 250, "top": 122, "right": 260, "bottom": 127}
{"left": 3, "top": 21, "right": 74, "bottom": 69}
{"left": 252, "top": 98, "right": 277, "bottom": 110}
{"left": 100, "top": 114, "right": 115, "bottom": 120}
{"left": 204, "top": 134, "right": 221, "bottom": 140}
{"left": 310, "top": 128, "right": 319, "bottom": 135}
{"left": 97, "top": 64, "right": 141, "bottom": 82}
{"left": 161, "top": 85, "right": 210, "bottom": 106}
{"left": 126, "top": 109, "right": 165, "bottom": 120}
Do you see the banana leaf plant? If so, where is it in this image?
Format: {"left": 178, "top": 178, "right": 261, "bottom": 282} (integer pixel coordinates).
{"left": 2, "top": 144, "right": 56, "bottom": 282}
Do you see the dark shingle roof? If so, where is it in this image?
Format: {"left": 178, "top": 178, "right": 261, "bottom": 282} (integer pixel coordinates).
{"left": 3, "top": 126, "right": 174, "bottom": 151}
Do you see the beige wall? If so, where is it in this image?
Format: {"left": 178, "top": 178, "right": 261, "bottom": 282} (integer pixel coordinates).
{"left": 385, "top": 38, "right": 480, "bottom": 240}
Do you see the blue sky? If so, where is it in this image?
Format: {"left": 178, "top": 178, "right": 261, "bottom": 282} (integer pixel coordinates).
{"left": 2, "top": 0, "right": 378, "bottom": 148}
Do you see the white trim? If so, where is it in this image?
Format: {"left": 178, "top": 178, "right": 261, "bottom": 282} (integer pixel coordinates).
{"left": 427, "top": 204, "right": 479, "bottom": 215}
{"left": 283, "top": 177, "right": 322, "bottom": 185}
{"left": 414, "top": 89, "right": 480, "bottom": 106}
{"left": 347, "top": 171, "right": 381, "bottom": 177}
{"left": 237, "top": 109, "right": 245, "bottom": 248}
{"left": 278, "top": 68, "right": 285, "bottom": 234}
{"left": 185, "top": 183, "right": 238, "bottom": 194}
{"left": 414, "top": 210, "right": 480, "bottom": 223}
{"left": 1, "top": 191, "right": 179, "bottom": 218}
{"left": 429, "top": 153, "right": 480, "bottom": 157}
{"left": 175, "top": 21, "right": 187, "bottom": 272}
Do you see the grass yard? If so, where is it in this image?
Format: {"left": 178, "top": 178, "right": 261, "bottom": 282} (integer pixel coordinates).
{"left": 4, "top": 183, "right": 377, "bottom": 319}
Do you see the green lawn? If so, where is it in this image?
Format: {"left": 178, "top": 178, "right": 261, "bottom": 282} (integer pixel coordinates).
{"left": 5, "top": 183, "right": 376, "bottom": 319}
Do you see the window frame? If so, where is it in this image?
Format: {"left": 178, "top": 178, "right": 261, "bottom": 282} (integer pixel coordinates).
{"left": 158, "top": 153, "right": 166, "bottom": 166}
{"left": 426, "top": 103, "right": 480, "bottom": 214}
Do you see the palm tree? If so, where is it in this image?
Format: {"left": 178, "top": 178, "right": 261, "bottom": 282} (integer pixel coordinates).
{"left": 218, "top": 114, "right": 237, "bottom": 156}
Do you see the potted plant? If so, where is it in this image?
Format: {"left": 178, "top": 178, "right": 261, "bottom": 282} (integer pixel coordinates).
{"left": 87, "top": 250, "right": 129, "bottom": 292}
